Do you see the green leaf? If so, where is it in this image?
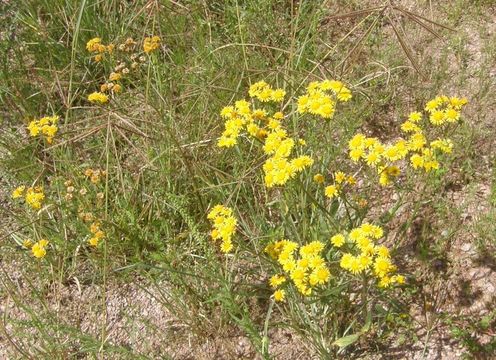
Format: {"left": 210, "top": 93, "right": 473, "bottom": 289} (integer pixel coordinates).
{"left": 332, "top": 333, "right": 361, "bottom": 348}
{"left": 361, "top": 310, "right": 372, "bottom": 333}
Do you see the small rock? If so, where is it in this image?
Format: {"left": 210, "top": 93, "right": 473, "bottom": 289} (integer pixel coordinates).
{"left": 460, "top": 243, "right": 472, "bottom": 252}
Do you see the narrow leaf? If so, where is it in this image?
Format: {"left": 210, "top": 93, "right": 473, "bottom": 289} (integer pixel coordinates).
{"left": 333, "top": 333, "right": 361, "bottom": 348}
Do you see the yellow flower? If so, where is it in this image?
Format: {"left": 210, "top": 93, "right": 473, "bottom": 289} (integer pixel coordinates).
{"left": 290, "top": 267, "right": 306, "bottom": 282}
{"left": 89, "top": 237, "right": 100, "bottom": 247}
{"left": 349, "top": 228, "right": 363, "bottom": 242}
{"left": 325, "top": 185, "right": 338, "bottom": 199}
{"left": 143, "top": 36, "right": 160, "bottom": 53}
{"left": 308, "top": 256, "right": 325, "bottom": 269}
{"left": 375, "top": 245, "right": 390, "bottom": 258}
{"left": 299, "top": 241, "right": 325, "bottom": 258}
{"left": 365, "top": 151, "right": 381, "bottom": 167}
{"left": 113, "top": 84, "right": 122, "bottom": 93}
{"left": 348, "top": 133, "right": 366, "bottom": 150}
{"left": 25, "top": 187, "right": 45, "bottom": 209}
{"left": 218, "top": 136, "right": 237, "bottom": 147}
{"left": 348, "top": 256, "right": 363, "bottom": 274}
{"left": 444, "top": 108, "right": 460, "bottom": 122}
{"left": 269, "top": 274, "right": 286, "bottom": 288}
{"left": 349, "top": 148, "right": 364, "bottom": 162}
{"left": 86, "top": 37, "right": 102, "bottom": 52}
{"left": 379, "top": 172, "right": 390, "bottom": 186}
{"left": 401, "top": 121, "right": 421, "bottom": 133}
{"left": 27, "top": 121, "right": 40, "bottom": 136}
{"left": 31, "top": 239, "right": 49, "bottom": 258}
{"left": 410, "top": 154, "right": 424, "bottom": 169}
{"left": 386, "top": 165, "right": 400, "bottom": 177}
{"left": 356, "top": 236, "right": 372, "bottom": 252}
{"left": 430, "top": 110, "right": 445, "bottom": 125}
{"left": 340, "top": 253, "right": 353, "bottom": 270}
{"left": 334, "top": 171, "right": 346, "bottom": 184}
{"left": 249, "top": 81, "right": 268, "bottom": 97}
{"left": 297, "top": 79, "right": 351, "bottom": 119}
{"left": 313, "top": 173, "right": 325, "bottom": 184}
{"left": 311, "top": 266, "right": 331, "bottom": 285}
{"left": 90, "top": 222, "right": 101, "bottom": 234}
{"left": 27, "top": 116, "right": 59, "bottom": 142}
{"left": 88, "top": 92, "right": 109, "bottom": 104}
{"left": 290, "top": 156, "right": 313, "bottom": 172}
{"left": 374, "top": 256, "right": 393, "bottom": 278}
{"left": 408, "top": 111, "right": 422, "bottom": 123}
{"left": 208, "top": 205, "right": 237, "bottom": 253}
{"left": 378, "top": 276, "right": 393, "bottom": 288}
{"left": 273, "top": 289, "right": 286, "bottom": 302}
{"left": 408, "top": 132, "right": 426, "bottom": 151}
{"left": 379, "top": 166, "right": 400, "bottom": 186}
{"left": 431, "top": 138, "right": 453, "bottom": 153}
{"left": 358, "top": 254, "right": 372, "bottom": 269}
{"left": 270, "top": 88, "right": 286, "bottom": 102}
{"left": 425, "top": 98, "right": 440, "bottom": 112}
{"left": 109, "top": 72, "right": 122, "bottom": 81}
{"left": 330, "top": 233, "right": 345, "bottom": 248}
{"left": 449, "top": 97, "right": 468, "bottom": 109}
{"left": 392, "top": 274, "right": 405, "bottom": 284}
{"left": 12, "top": 185, "right": 26, "bottom": 199}
{"left": 220, "top": 240, "right": 233, "bottom": 253}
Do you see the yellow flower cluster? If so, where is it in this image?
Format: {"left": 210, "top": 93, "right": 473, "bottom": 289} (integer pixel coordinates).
{"left": 207, "top": 205, "right": 237, "bottom": 253}
{"left": 262, "top": 129, "right": 314, "bottom": 188}
{"left": 217, "top": 82, "right": 314, "bottom": 188}
{"left": 89, "top": 222, "right": 105, "bottom": 247}
{"left": 331, "top": 223, "right": 404, "bottom": 288}
{"left": 324, "top": 171, "right": 356, "bottom": 199}
{"left": 84, "top": 168, "right": 106, "bottom": 184}
{"left": 12, "top": 185, "right": 45, "bottom": 210}
{"left": 12, "top": 185, "right": 26, "bottom": 199}
{"left": 27, "top": 115, "right": 59, "bottom": 143}
{"left": 87, "top": 36, "right": 159, "bottom": 102}
{"left": 24, "top": 239, "right": 49, "bottom": 259}
{"left": 297, "top": 80, "right": 352, "bottom": 119}
{"left": 348, "top": 96, "right": 466, "bottom": 185}
{"left": 87, "top": 92, "right": 109, "bottom": 104}
{"left": 265, "top": 240, "right": 331, "bottom": 298}
{"left": 424, "top": 95, "right": 467, "bottom": 125}
{"left": 348, "top": 133, "right": 407, "bottom": 171}
{"left": 86, "top": 37, "right": 114, "bottom": 62}
{"left": 217, "top": 82, "right": 286, "bottom": 148}
{"left": 143, "top": 36, "right": 161, "bottom": 54}
{"left": 248, "top": 81, "right": 286, "bottom": 102}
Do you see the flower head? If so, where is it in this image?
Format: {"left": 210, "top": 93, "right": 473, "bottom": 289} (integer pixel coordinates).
{"left": 31, "top": 239, "right": 49, "bottom": 258}
{"left": 143, "top": 36, "right": 160, "bottom": 53}
{"left": 88, "top": 92, "right": 109, "bottom": 104}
